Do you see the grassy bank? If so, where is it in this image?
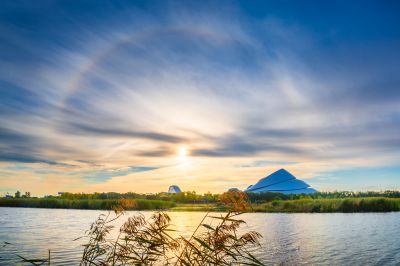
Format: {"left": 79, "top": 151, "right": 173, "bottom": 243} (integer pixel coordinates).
{"left": 170, "top": 197, "right": 400, "bottom": 213}
{"left": 1, "top": 197, "right": 400, "bottom": 212}
{"left": 0, "top": 198, "right": 176, "bottom": 210}
{"left": 251, "top": 197, "right": 400, "bottom": 212}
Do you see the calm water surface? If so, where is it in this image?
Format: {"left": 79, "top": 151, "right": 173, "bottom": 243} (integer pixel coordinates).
{"left": 1, "top": 207, "right": 400, "bottom": 265}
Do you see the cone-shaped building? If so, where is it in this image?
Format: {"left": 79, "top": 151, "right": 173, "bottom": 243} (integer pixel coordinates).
{"left": 168, "top": 185, "right": 182, "bottom": 194}
{"left": 245, "top": 169, "right": 317, "bottom": 194}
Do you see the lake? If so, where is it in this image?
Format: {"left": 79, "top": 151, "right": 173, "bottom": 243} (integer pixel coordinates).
{"left": 1, "top": 207, "right": 400, "bottom": 265}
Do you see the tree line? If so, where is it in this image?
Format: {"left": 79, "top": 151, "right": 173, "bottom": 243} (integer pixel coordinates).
{"left": 4, "top": 190, "right": 399, "bottom": 204}
{"left": 55, "top": 190, "right": 400, "bottom": 204}
{"left": 246, "top": 190, "right": 400, "bottom": 203}
{"left": 57, "top": 191, "right": 220, "bottom": 204}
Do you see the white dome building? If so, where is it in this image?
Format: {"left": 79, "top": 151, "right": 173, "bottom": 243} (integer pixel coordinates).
{"left": 168, "top": 185, "right": 182, "bottom": 194}
{"left": 245, "top": 169, "right": 317, "bottom": 194}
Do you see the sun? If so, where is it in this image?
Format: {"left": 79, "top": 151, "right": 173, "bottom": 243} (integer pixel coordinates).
{"left": 178, "top": 146, "right": 188, "bottom": 160}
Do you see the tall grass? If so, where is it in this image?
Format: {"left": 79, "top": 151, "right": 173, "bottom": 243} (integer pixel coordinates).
{"left": 58, "top": 191, "right": 220, "bottom": 204}
{"left": 78, "top": 190, "right": 264, "bottom": 265}
{"left": 246, "top": 190, "right": 400, "bottom": 203}
{"left": 251, "top": 197, "right": 400, "bottom": 212}
{"left": 2, "top": 196, "right": 399, "bottom": 213}
{"left": 0, "top": 198, "right": 176, "bottom": 210}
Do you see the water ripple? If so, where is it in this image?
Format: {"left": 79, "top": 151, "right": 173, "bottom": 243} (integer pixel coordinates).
{"left": 1, "top": 208, "right": 400, "bottom": 265}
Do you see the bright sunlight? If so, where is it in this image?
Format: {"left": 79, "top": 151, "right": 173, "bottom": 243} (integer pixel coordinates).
{"left": 178, "top": 146, "right": 188, "bottom": 160}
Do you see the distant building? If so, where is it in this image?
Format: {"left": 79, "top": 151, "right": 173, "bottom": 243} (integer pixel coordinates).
{"left": 245, "top": 169, "right": 317, "bottom": 194}
{"left": 58, "top": 192, "right": 65, "bottom": 196}
{"left": 4, "top": 195, "right": 13, "bottom": 198}
{"left": 168, "top": 185, "right": 182, "bottom": 194}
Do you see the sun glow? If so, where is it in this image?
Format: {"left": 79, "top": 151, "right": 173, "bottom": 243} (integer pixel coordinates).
{"left": 178, "top": 146, "right": 188, "bottom": 160}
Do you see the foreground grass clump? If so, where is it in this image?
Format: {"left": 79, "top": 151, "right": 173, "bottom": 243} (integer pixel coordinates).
{"left": 79, "top": 190, "right": 264, "bottom": 265}
{"left": 251, "top": 197, "right": 400, "bottom": 213}
{"left": 0, "top": 198, "right": 176, "bottom": 210}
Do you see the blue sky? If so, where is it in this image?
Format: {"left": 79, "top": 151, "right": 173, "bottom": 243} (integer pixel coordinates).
{"left": 0, "top": 0, "right": 400, "bottom": 195}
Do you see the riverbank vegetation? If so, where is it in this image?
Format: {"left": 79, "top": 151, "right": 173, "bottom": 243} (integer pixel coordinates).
{"left": 1, "top": 191, "right": 400, "bottom": 212}
{"left": 57, "top": 190, "right": 400, "bottom": 203}
{"left": 251, "top": 197, "right": 400, "bottom": 213}
{"left": 0, "top": 198, "right": 175, "bottom": 210}
{"left": 56, "top": 191, "right": 220, "bottom": 203}
{"left": 168, "top": 197, "right": 400, "bottom": 213}
{"left": 246, "top": 190, "right": 400, "bottom": 202}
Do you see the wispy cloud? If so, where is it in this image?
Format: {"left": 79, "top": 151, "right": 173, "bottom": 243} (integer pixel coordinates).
{"left": 61, "top": 122, "right": 186, "bottom": 143}
{"left": 82, "top": 166, "right": 161, "bottom": 183}
{"left": 237, "top": 160, "right": 297, "bottom": 168}
{"left": 0, "top": 1, "right": 400, "bottom": 194}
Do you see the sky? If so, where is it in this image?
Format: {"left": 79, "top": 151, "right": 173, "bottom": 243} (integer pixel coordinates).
{"left": 1, "top": 0, "right": 400, "bottom": 196}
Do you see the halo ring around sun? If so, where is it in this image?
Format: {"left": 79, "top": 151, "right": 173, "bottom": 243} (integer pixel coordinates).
{"left": 57, "top": 27, "right": 221, "bottom": 115}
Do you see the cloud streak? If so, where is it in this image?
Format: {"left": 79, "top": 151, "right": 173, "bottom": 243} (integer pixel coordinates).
{"left": 0, "top": 1, "right": 400, "bottom": 194}
{"left": 82, "top": 166, "right": 161, "bottom": 183}
{"left": 62, "top": 122, "right": 186, "bottom": 143}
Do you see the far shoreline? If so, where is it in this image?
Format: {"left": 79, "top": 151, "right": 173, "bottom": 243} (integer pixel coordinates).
{"left": 1, "top": 197, "right": 399, "bottom": 213}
